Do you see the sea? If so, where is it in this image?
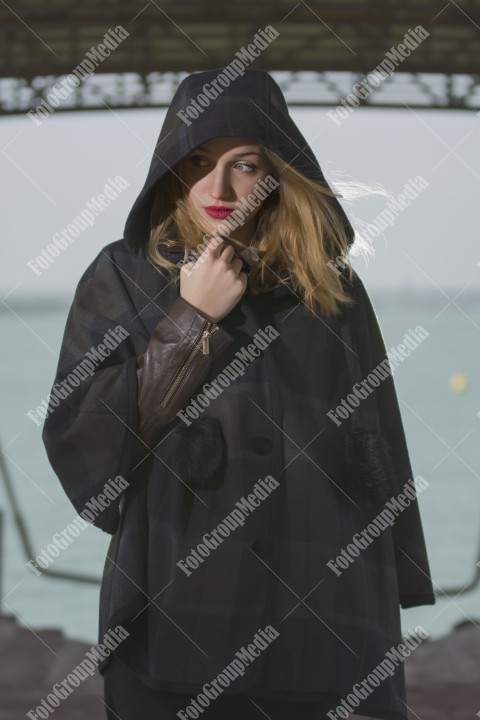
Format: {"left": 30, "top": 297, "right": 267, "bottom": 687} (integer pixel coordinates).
{"left": 1, "top": 291, "right": 479, "bottom": 646}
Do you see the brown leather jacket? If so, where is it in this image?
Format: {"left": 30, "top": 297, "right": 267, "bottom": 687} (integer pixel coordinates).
{"left": 133, "top": 295, "right": 234, "bottom": 464}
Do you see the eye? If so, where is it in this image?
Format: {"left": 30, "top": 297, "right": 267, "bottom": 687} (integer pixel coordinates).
{"left": 187, "top": 155, "right": 257, "bottom": 172}
{"left": 234, "top": 162, "right": 256, "bottom": 172}
{"left": 189, "top": 155, "right": 209, "bottom": 167}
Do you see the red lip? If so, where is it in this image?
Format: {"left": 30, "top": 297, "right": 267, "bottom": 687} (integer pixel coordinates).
{"left": 204, "top": 206, "right": 234, "bottom": 218}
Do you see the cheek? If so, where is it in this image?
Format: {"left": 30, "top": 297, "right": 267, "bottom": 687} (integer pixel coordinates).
{"left": 236, "top": 176, "right": 261, "bottom": 196}
{"left": 182, "top": 179, "right": 203, "bottom": 205}
{"left": 178, "top": 164, "right": 203, "bottom": 194}
{"left": 187, "top": 173, "right": 209, "bottom": 198}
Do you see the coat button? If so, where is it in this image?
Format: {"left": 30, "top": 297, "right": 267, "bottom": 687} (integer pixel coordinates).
{"left": 248, "top": 437, "right": 272, "bottom": 455}
{"left": 250, "top": 539, "right": 272, "bottom": 560}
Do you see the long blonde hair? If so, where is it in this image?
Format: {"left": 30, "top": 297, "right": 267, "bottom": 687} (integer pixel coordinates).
{"left": 146, "top": 145, "right": 355, "bottom": 317}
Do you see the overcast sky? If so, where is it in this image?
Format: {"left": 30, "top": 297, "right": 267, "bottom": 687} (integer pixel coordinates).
{"left": 2, "top": 104, "right": 479, "bottom": 302}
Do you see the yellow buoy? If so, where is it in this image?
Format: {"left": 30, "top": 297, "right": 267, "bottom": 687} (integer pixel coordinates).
{"left": 450, "top": 373, "right": 468, "bottom": 394}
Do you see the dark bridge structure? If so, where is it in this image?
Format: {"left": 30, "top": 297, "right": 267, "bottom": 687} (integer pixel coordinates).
{"left": 1, "top": 0, "right": 480, "bottom": 598}
{"left": 1, "top": 0, "right": 480, "bottom": 601}
{"left": 1, "top": 4, "right": 480, "bottom": 718}
{"left": 1, "top": 0, "right": 479, "bottom": 114}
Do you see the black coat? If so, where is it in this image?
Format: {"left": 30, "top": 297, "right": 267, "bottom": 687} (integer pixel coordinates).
{"left": 42, "top": 68, "right": 434, "bottom": 720}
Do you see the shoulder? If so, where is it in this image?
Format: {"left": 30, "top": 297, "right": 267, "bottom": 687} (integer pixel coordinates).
{"left": 339, "top": 266, "right": 370, "bottom": 310}
{"left": 72, "top": 239, "right": 174, "bottom": 320}
{"left": 77, "top": 239, "right": 144, "bottom": 285}
{"left": 75, "top": 240, "right": 162, "bottom": 304}
{"left": 337, "top": 266, "right": 382, "bottom": 339}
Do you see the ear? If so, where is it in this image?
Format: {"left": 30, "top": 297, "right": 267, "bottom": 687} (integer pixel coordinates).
{"left": 172, "top": 416, "right": 227, "bottom": 489}
{"left": 344, "top": 427, "right": 399, "bottom": 504}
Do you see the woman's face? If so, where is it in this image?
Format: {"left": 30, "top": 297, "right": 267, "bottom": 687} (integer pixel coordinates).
{"left": 177, "top": 136, "right": 273, "bottom": 246}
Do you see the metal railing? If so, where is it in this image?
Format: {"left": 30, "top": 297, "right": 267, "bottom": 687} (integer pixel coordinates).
{"left": 0, "top": 446, "right": 101, "bottom": 593}
{"left": 1, "top": 438, "right": 479, "bottom": 598}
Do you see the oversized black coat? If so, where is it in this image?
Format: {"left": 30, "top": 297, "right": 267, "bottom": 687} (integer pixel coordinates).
{"left": 42, "top": 68, "right": 435, "bottom": 720}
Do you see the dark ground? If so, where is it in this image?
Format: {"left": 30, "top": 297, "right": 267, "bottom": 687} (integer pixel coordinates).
{"left": 0, "top": 614, "right": 478, "bottom": 719}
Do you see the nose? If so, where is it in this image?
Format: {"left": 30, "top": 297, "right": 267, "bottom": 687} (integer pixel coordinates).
{"left": 209, "top": 165, "right": 233, "bottom": 200}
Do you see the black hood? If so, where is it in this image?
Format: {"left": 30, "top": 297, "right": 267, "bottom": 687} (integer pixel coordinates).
{"left": 123, "top": 67, "right": 355, "bottom": 252}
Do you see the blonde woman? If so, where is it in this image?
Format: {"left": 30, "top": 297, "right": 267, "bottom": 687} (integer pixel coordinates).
{"left": 43, "top": 68, "right": 434, "bottom": 720}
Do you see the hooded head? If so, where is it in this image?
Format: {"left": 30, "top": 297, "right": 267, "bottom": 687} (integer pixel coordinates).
{"left": 123, "top": 67, "right": 355, "bottom": 254}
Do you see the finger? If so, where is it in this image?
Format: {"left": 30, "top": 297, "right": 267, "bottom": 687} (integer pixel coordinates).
{"left": 190, "top": 237, "right": 217, "bottom": 264}
{"left": 203, "top": 234, "right": 225, "bottom": 258}
{"left": 219, "top": 244, "right": 236, "bottom": 264}
{"left": 181, "top": 261, "right": 195, "bottom": 273}
{"left": 205, "top": 236, "right": 230, "bottom": 258}
{"left": 230, "top": 256, "right": 244, "bottom": 273}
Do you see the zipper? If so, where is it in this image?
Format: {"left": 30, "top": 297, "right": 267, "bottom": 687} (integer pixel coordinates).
{"left": 159, "top": 322, "right": 220, "bottom": 408}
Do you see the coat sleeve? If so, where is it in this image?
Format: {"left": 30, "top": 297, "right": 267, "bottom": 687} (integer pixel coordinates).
{"left": 41, "top": 246, "right": 234, "bottom": 535}
{"left": 348, "top": 270, "right": 436, "bottom": 609}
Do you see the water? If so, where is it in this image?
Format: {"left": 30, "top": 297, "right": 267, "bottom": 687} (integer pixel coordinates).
{"left": 1, "top": 293, "right": 479, "bottom": 645}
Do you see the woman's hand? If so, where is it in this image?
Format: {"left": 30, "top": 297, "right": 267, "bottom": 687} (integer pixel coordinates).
{"left": 180, "top": 236, "right": 248, "bottom": 323}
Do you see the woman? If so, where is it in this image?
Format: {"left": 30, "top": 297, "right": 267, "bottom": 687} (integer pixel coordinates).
{"left": 42, "top": 68, "right": 435, "bottom": 720}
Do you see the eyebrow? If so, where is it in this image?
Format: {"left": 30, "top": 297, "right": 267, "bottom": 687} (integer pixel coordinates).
{"left": 195, "top": 145, "right": 262, "bottom": 157}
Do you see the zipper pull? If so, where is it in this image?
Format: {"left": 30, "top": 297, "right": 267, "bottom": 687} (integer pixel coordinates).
{"left": 202, "top": 327, "right": 211, "bottom": 354}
